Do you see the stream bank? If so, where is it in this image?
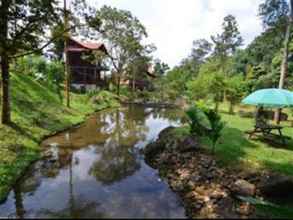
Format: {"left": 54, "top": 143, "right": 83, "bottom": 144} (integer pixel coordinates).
{"left": 144, "top": 126, "right": 293, "bottom": 218}
{"left": 0, "top": 91, "right": 119, "bottom": 203}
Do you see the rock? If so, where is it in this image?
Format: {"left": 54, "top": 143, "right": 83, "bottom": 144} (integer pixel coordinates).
{"left": 178, "top": 136, "right": 200, "bottom": 153}
{"left": 259, "top": 174, "right": 293, "bottom": 198}
{"left": 236, "top": 202, "right": 254, "bottom": 216}
{"left": 41, "top": 150, "right": 53, "bottom": 159}
{"left": 158, "top": 126, "right": 176, "bottom": 140}
{"left": 170, "top": 180, "right": 185, "bottom": 192}
{"left": 231, "top": 180, "right": 256, "bottom": 197}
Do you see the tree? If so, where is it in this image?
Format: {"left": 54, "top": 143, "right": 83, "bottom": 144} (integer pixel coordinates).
{"left": 211, "top": 15, "right": 243, "bottom": 59}
{"left": 177, "top": 39, "right": 212, "bottom": 78}
{"left": 226, "top": 75, "right": 246, "bottom": 114}
{"left": 127, "top": 54, "right": 152, "bottom": 95}
{"left": 153, "top": 59, "right": 170, "bottom": 76}
{"left": 191, "top": 39, "right": 213, "bottom": 62}
{"left": 211, "top": 15, "right": 243, "bottom": 101}
{"left": 94, "top": 6, "right": 151, "bottom": 96}
{"left": 0, "top": 0, "right": 61, "bottom": 124}
{"left": 259, "top": 0, "right": 293, "bottom": 123}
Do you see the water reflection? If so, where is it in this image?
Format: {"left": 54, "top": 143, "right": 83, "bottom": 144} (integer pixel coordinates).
{"left": 0, "top": 105, "right": 186, "bottom": 218}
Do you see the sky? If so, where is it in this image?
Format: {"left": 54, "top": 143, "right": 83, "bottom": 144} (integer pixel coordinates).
{"left": 88, "top": 0, "right": 264, "bottom": 67}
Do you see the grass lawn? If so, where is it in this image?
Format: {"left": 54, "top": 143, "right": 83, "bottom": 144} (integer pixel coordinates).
{"left": 178, "top": 103, "right": 293, "bottom": 176}
{"left": 0, "top": 73, "right": 119, "bottom": 201}
{"left": 217, "top": 113, "right": 293, "bottom": 175}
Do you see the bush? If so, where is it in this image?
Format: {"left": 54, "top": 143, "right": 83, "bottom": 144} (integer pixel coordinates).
{"left": 185, "top": 104, "right": 225, "bottom": 154}
{"left": 90, "top": 90, "right": 120, "bottom": 108}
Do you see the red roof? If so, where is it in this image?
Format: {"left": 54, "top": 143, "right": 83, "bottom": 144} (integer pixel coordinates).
{"left": 68, "top": 38, "right": 107, "bottom": 53}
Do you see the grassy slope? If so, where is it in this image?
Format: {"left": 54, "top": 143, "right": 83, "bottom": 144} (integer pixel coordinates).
{"left": 0, "top": 73, "right": 118, "bottom": 201}
{"left": 177, "top": 103, "right": 293, "bottom": 176}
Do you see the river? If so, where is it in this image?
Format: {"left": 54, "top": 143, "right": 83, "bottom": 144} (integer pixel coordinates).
{"left": 0, "top": 105, "right": 187, "bottom": 218}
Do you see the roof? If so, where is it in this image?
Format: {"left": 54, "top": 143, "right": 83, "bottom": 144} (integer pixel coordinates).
{"left": 68, "top": 38, "right": 107, "bottom": 53}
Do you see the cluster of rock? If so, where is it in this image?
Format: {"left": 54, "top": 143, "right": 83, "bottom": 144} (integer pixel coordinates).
{"left": 144, "top": 126, "right": 293, "bottom": 218}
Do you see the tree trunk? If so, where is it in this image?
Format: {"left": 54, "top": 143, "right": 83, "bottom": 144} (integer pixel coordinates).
{"left": 214, "top": 101, "right": 219, "bottom": 113}
{"left": 274, "top": 7, "right": 292, "bottom": 124}
{"left": 0, "top": 0, "right": 10, "bottom": 124}
{"left": 229, "top": 102, "right": 234, "bottom": 114}
{"left": 116, "top": 74, "right": 121, "bottom": 96}
{"left": 132, "top": 72, "right": 136, "bottom": 99}
{"left": 64, "top": 0, "right": 70, "bottom": 108}
{"left": 1, "top": 54, "right": 11, "bottom": 124}
{"left": 14, "top": 185, "right": 25, "bottom": 218}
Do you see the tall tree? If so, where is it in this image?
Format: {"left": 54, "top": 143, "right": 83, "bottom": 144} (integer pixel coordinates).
{"left": 0, "top": 0, "right": 60, "bottom": 124}
{"left": 94, "top": 6, "right": 151, "bottom": 96}
{"left": 211, "top": 15, "right": 243, "bottom": 64}
{"left": 211, "top": 15, "right": 243, "bottom": 101}
{"left": 191, "top": 39, "right": 213, "bottom": 63}
{"left": 259, "top": 0, "right": 293, "bottom": 122}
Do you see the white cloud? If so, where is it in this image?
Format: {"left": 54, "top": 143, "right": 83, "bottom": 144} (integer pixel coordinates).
{"left": 87, "top": 0, "right": 264, "bottom": 67}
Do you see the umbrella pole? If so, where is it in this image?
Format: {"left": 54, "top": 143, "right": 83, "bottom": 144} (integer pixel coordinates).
{"left": 274, "top": 108, "right": 281, "bottom": 124}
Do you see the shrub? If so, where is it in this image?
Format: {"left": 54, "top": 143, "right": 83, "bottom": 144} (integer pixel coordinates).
{"left": 185, "top": 104, "right": 225, "bottom": 154}
{"left": 185, "top": 105, "right": 211, "bottom": 136}
{"left": 90, "top": 90, "right": 120, "bottom": 108}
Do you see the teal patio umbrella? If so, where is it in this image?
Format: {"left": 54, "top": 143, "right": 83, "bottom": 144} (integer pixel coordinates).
{"left": 242, "top": 88, "right": 293, "bottom": 108}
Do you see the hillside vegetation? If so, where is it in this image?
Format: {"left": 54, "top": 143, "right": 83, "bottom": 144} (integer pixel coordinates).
{"left": 0, "top": 73, "right": 119, "bottom": 201}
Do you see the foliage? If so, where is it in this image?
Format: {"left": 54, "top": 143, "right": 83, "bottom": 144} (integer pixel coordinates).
{"left": 226, "top": 75, "right": 247, "bottom": 113}
{"left": 185, "top": 106, "right": 210, "bottom": 136}
{"left": 90, "top": 90, "right": 120, "bottom": 108}
{"left": 259, "top": 0, "right": 289, "bottom": 29}
{"left": 185, "top": 105, "right": 225, "bottom": 154}
{"left": 153, "top": 59, "right": 170, "bottom": 76}
{"left": 13, "top": 55, "right": 64, "bottom": 101}
{"left": 203, "top": 108, "right": 226, "bottom": 154}
{"left": 94, "top": 5, "right": 155, "bottom": 95}
{"left": 211, "top": 14, "right": 243, "bottom": 58}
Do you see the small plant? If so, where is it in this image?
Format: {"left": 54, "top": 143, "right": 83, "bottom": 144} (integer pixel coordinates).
{"left": 185, "top": 106, "right": 210, "bottom": 136}
{"left": 203, "top": 108, "right": 225, "bottom": 154}
{"left": 185, "top": 104, "right": 225, "bottom": 154}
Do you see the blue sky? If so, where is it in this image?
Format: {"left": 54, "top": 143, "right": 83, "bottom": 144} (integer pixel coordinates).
{"left": 88, "top": 0, "right": 264, "bottom": 67}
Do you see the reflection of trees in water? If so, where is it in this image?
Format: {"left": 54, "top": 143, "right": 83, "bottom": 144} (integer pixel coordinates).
{"left": 37, "top": 202, "right": 106, "bottom": 218}
{"left": 89, "top": 108, "right": 149, "bottom": 185}
{"left": 150, "top": 108, "right": 185, "bottom": 123}
{"left": 13, "top": 185, "right": 25, "bottom": 218}
{"left": 89, "top": 144, "right": 140, "bottom": 185}
{"left": 7, "top": 106, "right": 183, "bottom": 218}
{"left": 36, "top": 155, "right": 106, "bottom": 218}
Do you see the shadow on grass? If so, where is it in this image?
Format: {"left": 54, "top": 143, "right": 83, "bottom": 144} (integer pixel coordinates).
{"left": 206, "top": 126, "right": 260, "bottom": 166}
{"left": 263, "top": 160, "right": 293, "bottom": 176}
{"left": 8, "top": 122, "right": 39, "bottom": 143}
{"left": 213, "top": 125, "right": 293, "bottom": 177}
{"left": 258, "top": 136, "right": 293, "bottom": 151}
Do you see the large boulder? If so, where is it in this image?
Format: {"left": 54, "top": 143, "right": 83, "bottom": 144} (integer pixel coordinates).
{"left": 259, "top": 174, "right": 293, "bottom": 198}
{"left": 178, "top": 136, "right": 200, "bottom": 153}
{"left": 231, "top": 179, "right": 256, "bottom": 197}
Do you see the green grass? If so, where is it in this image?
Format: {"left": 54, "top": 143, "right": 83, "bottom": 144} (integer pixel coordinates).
{"left": 178, "top": 102, "right": 293, "bottom": 176}
{"left": 0, "top": 73, "right": 119, "bottom": 201}
{"left": 215, "top": 113, "right": 293, "bottom": 175}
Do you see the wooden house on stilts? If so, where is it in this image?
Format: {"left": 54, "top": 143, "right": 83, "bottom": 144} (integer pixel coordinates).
{"left": 67, "top": 38, "right": 108, "bottom": 91}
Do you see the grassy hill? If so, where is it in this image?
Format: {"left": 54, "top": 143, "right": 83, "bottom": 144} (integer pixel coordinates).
{"left": 0, "top": 73, "right": 119, "bottom": 201}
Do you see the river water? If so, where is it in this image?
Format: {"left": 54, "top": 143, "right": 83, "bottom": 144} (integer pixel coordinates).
{"left": 0, "top": 105, "right": 187, "bottom": 218}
